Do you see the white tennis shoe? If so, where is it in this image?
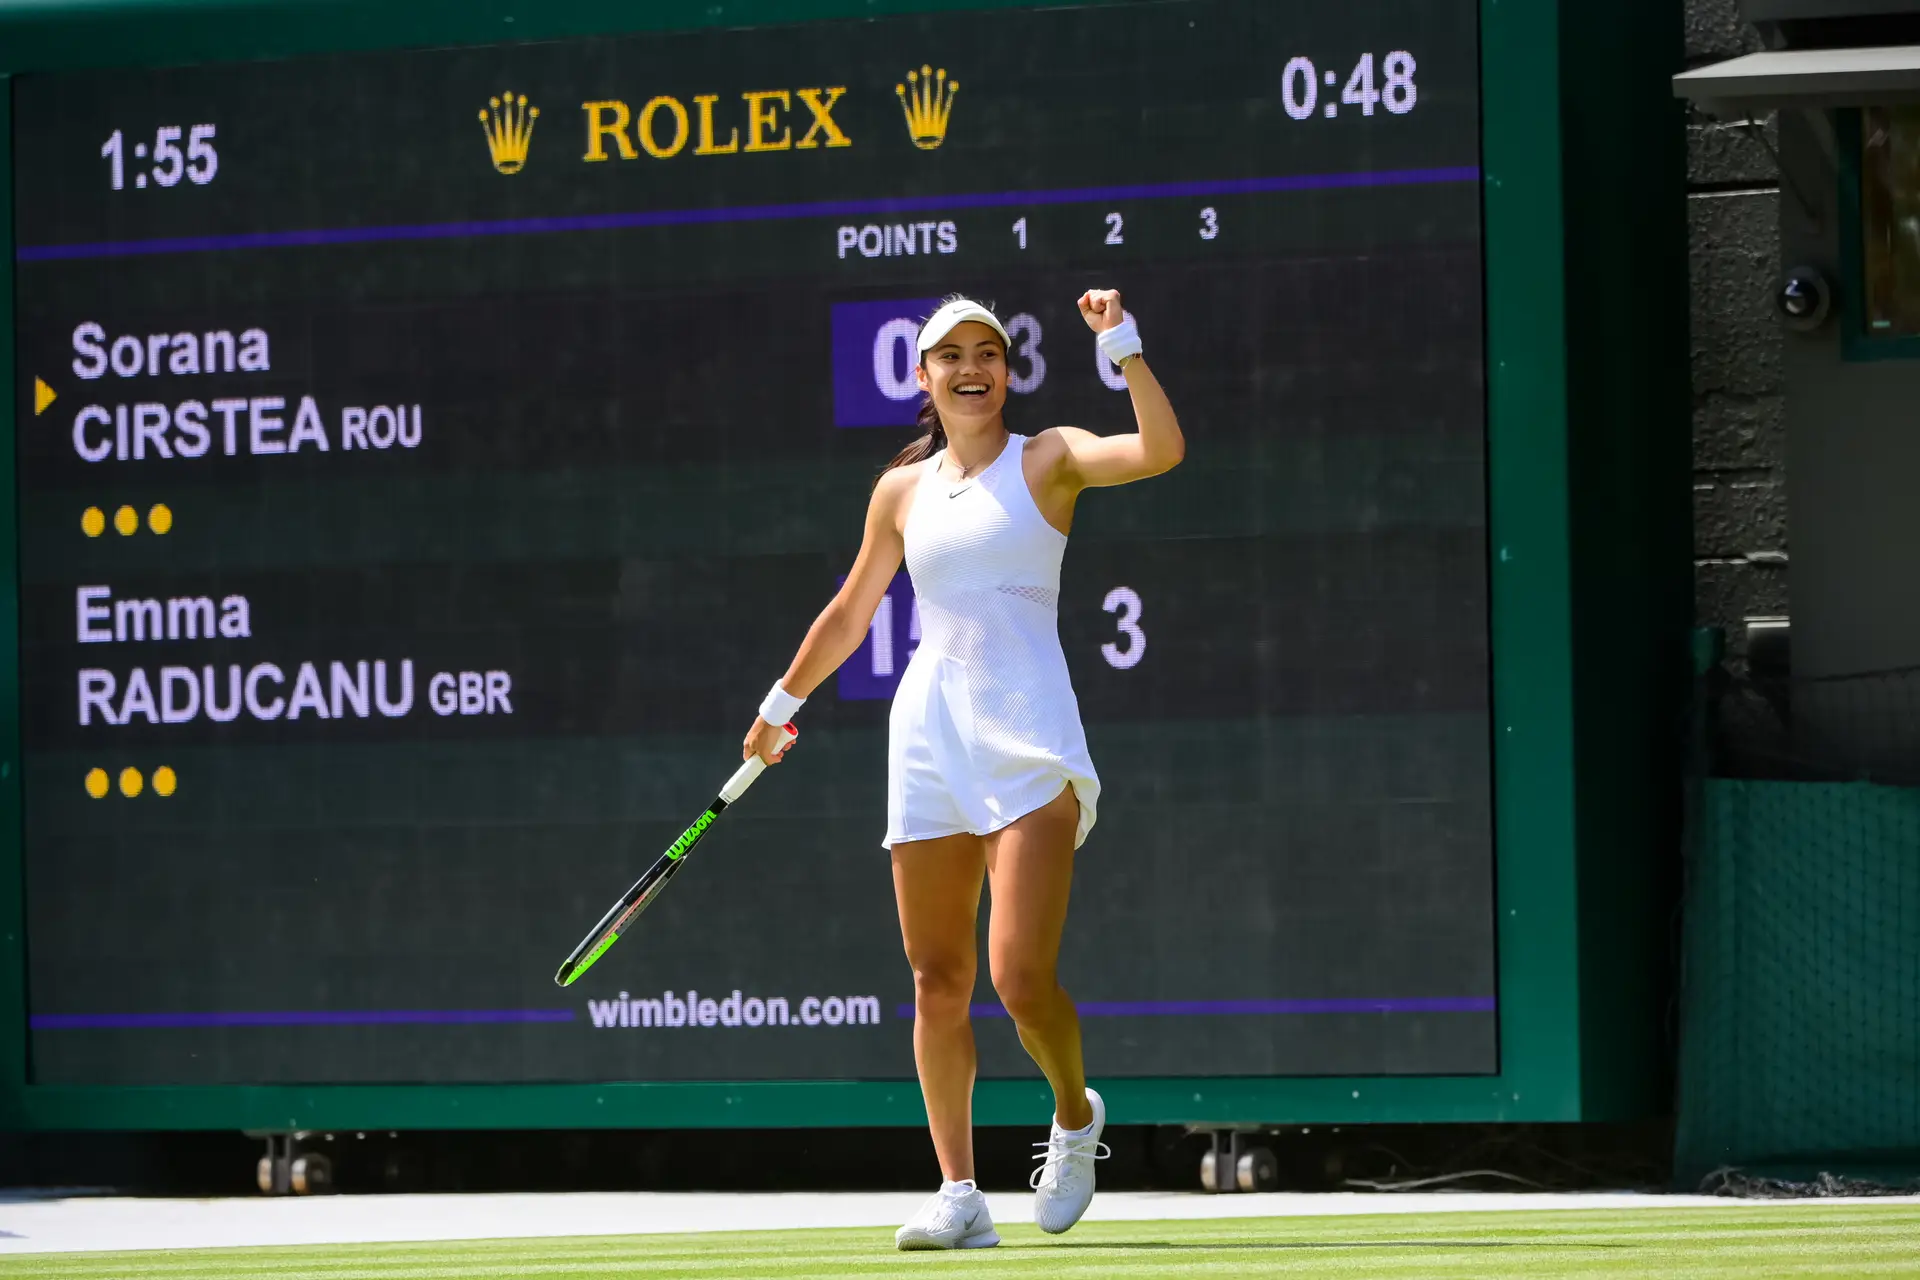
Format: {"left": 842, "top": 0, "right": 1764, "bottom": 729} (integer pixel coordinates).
{"left": 1030, "top": 1086, "right": 1111, "bottom": 1234}
{"left": 894, "top": 1178, "right": 1001, "bottom": 1250}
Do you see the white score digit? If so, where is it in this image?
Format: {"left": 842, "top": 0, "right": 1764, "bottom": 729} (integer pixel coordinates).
{"left": 1199, "top": 206, "right": 1219, "bottom": 240}
{"left": 1282, "top": 56, "right": 1318, "bottom": 120}
{"left": 1101, "top": 587, "right": 1146, "bottom": 670}
{"left": 1013, "top": 216, "right": 1028, "bottom": 250}
{"left": 101, "top": 130, "right": 124, "bottom": 190}
{"left": 1105, "top": 212, "right": 1124, "bottom": 245}
{"left": 186, "top": 125, "right": 219, "bottom": 184}
{"left": 1342, "top": 53, "right": 1381, "bottom": 116}
{"left": 872, "top": 317, "right": 923, "bottom": 401}
{"left": 1383, "top": 52, "right": 1418, "bottom": 114}
{"left": 1004, "top": 313, "right": 1047, "bottom": 394}
{"left": 152, "top": 126, "right": 184, "bottom": 187}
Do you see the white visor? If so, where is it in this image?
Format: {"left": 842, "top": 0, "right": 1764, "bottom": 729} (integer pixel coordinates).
{"left": 916, "top": 298, "right": 1011, "bottom": 355}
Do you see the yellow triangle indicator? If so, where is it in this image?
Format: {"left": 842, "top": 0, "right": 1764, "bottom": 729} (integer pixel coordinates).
{"left": 33, "top": 378, "right": 56, "bottom": 417}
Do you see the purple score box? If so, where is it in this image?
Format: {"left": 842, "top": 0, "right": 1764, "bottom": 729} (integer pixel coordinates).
{"left": 831, "top": 297, "right": 943, "bottom": 427}
{"left": 837, "top": 571, "right": 918, "bottom": 701}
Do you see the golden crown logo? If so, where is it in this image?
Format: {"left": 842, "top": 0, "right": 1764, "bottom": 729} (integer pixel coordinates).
{"left": 895, "top": 66, "right": 958, "bottom": 150}
{"left": 478, "top": 91, "right": 540, "bottom": 174}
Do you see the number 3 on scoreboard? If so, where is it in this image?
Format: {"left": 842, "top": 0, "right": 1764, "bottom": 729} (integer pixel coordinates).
{"left": 1102, "top": 586, "right": 1145, "bottom": 670}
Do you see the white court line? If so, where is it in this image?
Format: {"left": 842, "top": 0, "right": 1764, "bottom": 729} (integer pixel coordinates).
{"left": 0, "top": 1190, "right": 1916, "bottom": 1255}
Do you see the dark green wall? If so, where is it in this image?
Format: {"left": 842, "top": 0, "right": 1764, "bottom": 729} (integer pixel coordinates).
{"left": 1561, "top": 0, "right": 1694, "bottom": 1118}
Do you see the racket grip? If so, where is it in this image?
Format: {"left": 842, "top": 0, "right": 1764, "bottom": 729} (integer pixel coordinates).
{"left": 722, "top": 723, "right": 797, "bottom": 804}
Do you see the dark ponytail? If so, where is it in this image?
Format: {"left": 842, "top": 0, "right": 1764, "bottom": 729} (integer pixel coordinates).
{"left": 878, "top": 397, "right": 947, "bottom": 484}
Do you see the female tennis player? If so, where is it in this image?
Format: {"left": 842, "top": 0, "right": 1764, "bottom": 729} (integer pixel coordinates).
{"left": 742, "top": 290, "right": 1184, "bottom": 1249}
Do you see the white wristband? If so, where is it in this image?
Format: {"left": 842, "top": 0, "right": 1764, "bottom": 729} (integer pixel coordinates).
{"left": 1097, "top": 315, "right": 1143, "bottom": 365}
{"left": 759, "top": 681, "right": 805, "bottom": 726}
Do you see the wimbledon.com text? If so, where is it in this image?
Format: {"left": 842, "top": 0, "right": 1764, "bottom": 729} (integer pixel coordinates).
{"left": 586, "top": 989, "right": 883, "bottom": 1030}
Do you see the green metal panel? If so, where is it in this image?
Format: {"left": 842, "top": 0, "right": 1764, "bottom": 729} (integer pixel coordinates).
{"left": 1480, "top": 0, "right": 1581, "bottom": 1120}
{"left": 1560, "top": 0, "right": 1692, "bottom": 1120}
{"left": 0, "top": 0, "right": 1686, "bottom": 1130}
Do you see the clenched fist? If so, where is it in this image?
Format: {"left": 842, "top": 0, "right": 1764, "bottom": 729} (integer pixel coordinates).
{"left": 1077, "top": 289, "right": 1125, "bottom": 332}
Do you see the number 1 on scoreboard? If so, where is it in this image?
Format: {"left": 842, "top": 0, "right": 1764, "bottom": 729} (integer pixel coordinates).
{"left": 1012, "top": 217, "right": 1028, "bottom": 250}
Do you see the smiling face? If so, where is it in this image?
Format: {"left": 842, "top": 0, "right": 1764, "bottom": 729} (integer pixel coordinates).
{"left": 916, "top": 320, "right": 1008, "bottom": 427}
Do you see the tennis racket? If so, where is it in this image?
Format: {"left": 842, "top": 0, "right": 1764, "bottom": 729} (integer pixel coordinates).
{"left": 553, "top": 724, "right": 797, "bottom": 988}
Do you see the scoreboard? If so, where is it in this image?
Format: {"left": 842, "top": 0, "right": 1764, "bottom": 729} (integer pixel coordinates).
{"left": 0, "top": 0, "right": 1686, "bottom": 1128}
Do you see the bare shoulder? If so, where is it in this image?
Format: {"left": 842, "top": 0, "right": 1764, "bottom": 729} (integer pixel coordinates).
{"left": 1025, "top": 425, "right": 1095, "bottom": 481}
{"left": 1024, "top": 425, "right": 1079, "bottom": 470}
{"left": 870, "top": 459, "right": 925, "bottom": 532}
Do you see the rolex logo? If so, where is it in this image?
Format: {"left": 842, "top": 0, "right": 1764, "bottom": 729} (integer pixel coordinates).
{"left": 478, "top": 91, "right": 540, "bottom": 174}
{"left": 895, "top": 66, "right": 958, "bottom": 150}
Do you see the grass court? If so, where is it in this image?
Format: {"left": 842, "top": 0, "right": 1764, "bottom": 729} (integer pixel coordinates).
{"left": 4, "top": 1204, "right": 1915, "bottom": 1278}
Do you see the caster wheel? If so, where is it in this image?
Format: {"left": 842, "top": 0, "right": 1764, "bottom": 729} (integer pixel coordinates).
{"left": 290, "top": 1153, "right": 333, "bottom": 1195}
{"left": 256, "top": 1155, "right": 276, "bottom": 1194}
{"left": 1235, "top": 1146, "right": 1278, "bottom": 1192}
{"left": 1199, "top": 1149, "right": 1218, "bottom": 1192}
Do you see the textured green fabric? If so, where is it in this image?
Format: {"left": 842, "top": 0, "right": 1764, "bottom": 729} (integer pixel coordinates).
{"left": 1675, "top": 779, "right": 1920, "bottom": 1186}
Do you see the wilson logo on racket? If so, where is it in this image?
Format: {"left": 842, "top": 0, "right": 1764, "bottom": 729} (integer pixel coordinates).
{"left": 666, "top": 810, "right": 718, "bottom": 860}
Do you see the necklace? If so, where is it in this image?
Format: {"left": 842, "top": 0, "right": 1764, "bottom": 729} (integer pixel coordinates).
{"left": 946, "top": 436, "right": 1005, "bottom": 488}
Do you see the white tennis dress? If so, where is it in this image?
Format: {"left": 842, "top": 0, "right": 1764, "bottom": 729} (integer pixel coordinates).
{"left": 883, "top": 433, "right": 1100, "bottom": 850}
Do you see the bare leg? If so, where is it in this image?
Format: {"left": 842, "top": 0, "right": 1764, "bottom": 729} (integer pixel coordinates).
{"left": 891, "top": 833, "right": 988, "bottom": 1183}
{"left": 985, "top": 783, "right": 1092, "bottom": 1132}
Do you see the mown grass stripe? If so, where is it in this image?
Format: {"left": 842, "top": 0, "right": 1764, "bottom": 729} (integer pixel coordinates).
{"left": 3, "top": 1205, "right": 1915, "bottom": 1280}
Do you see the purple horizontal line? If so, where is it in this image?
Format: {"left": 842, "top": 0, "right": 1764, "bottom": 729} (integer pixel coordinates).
{"left": 32, "top": 1009, "right": 575, "bottom": 1030}
{"left": 16, "top": 167, "right": 1480, "bottom": 263}
{"left": 892, "top": 997, "right": 1497, "bottom": 1020}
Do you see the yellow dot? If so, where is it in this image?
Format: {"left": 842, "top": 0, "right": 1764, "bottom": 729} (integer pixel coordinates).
{"left": 113, "top": 505, "right": 139, "bottom": 536}
{"left": 81, "top": 507, "right": 106, "bottom": 537}
{"left": 148, "top": 503, "right": 173, "bottom": 535}
{"left": 119, "top": 766, "right": 144, "bottom": 798}
{"left": 153, "top": 766, "right": 177, "bottom": 797}
{"left": 84, "top": 768, "right": 109, "bottom": 799}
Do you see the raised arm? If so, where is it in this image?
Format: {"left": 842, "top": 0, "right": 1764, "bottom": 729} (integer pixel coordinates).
{"left": 742, "top": 464, "right": 915, "bottom": 761}
{"left": 1055, "top": 289, "right": 1185, "bottom": 489}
